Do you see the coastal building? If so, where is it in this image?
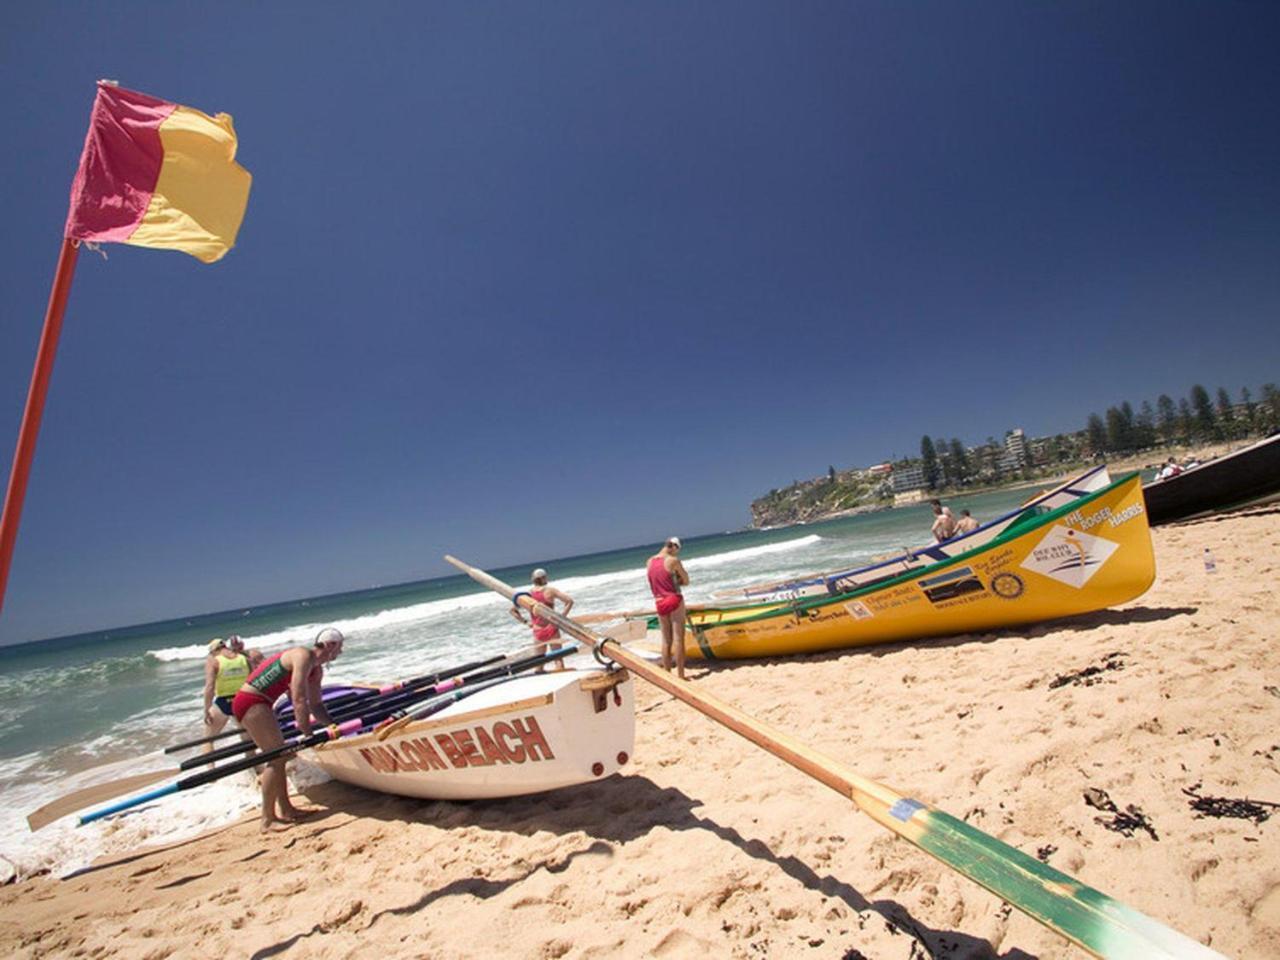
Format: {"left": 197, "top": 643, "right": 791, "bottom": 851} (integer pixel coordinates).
{"left": 890, "top": 463, "right": 926, "bottom": 493}
{"left": 866, "top": 462, "right": 892, "bottom": 476}
{"left": 1004, "top": 428, "right": 1028, "bottom": 466}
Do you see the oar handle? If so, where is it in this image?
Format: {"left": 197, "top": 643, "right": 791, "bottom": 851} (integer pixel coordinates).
{"left": 78, "top": 783, "right": 180, "bottom": 825}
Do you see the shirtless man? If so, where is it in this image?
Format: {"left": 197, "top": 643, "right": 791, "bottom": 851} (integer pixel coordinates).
{"left": 930, "top": 499, "right": 958, "bottom": 542}
{"left": 954, "top": 510, "right": 980, "bottom": 535}
{"left": 510, "top": 568, "right": 574, "bottom": 669}
{"left": 647, "top": 537, "right": 690, "bottom": 680}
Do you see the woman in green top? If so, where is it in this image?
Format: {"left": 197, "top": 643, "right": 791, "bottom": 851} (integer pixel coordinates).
{"left": 202, "top": 635, "right": 250, "bottom": 752}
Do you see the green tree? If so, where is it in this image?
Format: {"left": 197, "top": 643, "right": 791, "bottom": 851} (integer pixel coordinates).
{"left": 920, "top": 436, "right": 940, "bottom": 489}
{"left": 1189, "top": 384, "right": 1217, "bottom": 439}
{"left": 1137, "top": 401, "right": 1157, "bottom": 448}
{"left": 948, "top": 438, "right": 970, "bottom": 481}
{"left": 1215, "top": 387, "right": 1235, "bottom": 439}
{"left": 1241, "top": 387, "right": 1255, "bottom": 434}
{"left": 1105, "top": 406, "right": 1127, "bottom": 451}
{"left": 1261, "top": 383, "right": 1280, "bottom": 431}
{"left": 1086, "top": 413, "right": 1106, "bottom": 454}
{"left": 1156, "top": 394, "right": 1178, "bottom": 444}
{"left": 1177, "top": 398, "right": 1194, "bottom": 442}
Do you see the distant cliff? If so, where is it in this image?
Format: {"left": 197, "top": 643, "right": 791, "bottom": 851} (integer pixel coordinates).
{"left": 750, "top": 471, "right": 889, "bottom": 527}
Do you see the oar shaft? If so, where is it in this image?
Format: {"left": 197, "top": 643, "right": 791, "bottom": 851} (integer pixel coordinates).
{"left": 444, "top": 555, "right": 1226, "bottom": 960}
{"left": 165, "top": 652, "right": 513, "bottom": 754}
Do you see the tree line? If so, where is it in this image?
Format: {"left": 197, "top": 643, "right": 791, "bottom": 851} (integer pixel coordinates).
{"left": 1085, "top": 383, "right": 1278, "bottom": 454}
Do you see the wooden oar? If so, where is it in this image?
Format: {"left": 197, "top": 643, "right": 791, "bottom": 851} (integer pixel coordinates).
{"left": 27, "top": 768, "right": 177, "bottom": 832}
{"left": 31, "top": 648, "right": 539, "bottom": 831}
{"left": 446, "top": 554, "right": 1225, "bottom": 960}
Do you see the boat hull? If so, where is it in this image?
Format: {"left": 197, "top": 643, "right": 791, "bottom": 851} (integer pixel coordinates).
{"left": 311, "top": 669, "right": 635, "bottom": 800}
{"left": 1143, "top": 434, "right": 1280, "bottom": 525}
{"left": 679, "top": 474, "right": 1154, "bottom": 659}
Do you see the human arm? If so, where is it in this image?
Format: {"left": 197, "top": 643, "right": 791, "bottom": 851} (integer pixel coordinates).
{"left": 510, "top": 606, "right": 527, "bottom": 625}
{"left": 202, "top": 657, "right": 218, "bottom": 724}
{"left": 548, "top": 586, "right": 574, "bottom": 615}
{"left": 306, "top": 663, "right": 331, "bottom": 726}
{"left": 287, "top": 649, "right": 316, "bottom": 736}
{"left": 669, "top": 557, "right": 690, "bottom": 587}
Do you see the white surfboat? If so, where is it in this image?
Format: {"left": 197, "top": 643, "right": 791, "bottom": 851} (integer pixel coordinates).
{"left": 311, "top": 668, "right": 635, "bottom": 800}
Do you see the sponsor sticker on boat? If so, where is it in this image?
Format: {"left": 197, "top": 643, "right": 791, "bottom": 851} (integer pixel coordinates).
{"left": 843, "top": 599, "right": 874, "bottom": 619}
{"left": 1020, "top": 524, "right": 1118, "bottom": 588}
{"left": 917, "top": 566, "right": 986, "bottom": 605}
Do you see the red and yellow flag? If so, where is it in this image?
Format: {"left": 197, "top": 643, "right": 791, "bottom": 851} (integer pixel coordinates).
{"left": 64, "top": 82, "right": 251, "bottom": 264}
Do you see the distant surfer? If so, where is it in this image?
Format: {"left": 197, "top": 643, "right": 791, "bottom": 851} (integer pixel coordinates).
{"left": 231, "top": 627, "right": 345, "bottom": 832}
{"left": 929, "top": 499, "right": 958, "bottom": 542}
{"left": 954, "top": 510, "right": 980, "bottom": 535}
{"left": 201, "top": 636, "right": 249, "bottom": 753}
{"left": 511, "top": 568, "right": 574, "bottom": 670}
{"left": 648, "top": 537, "right": 690, "bottom": 680}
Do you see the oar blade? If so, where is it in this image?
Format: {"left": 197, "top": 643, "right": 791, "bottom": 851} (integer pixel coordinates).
{"left": 892, "top": 805, "right": 1226, "bottom": 960}
{"left": 27, "top": 768, "right": 175, "bottom": 831}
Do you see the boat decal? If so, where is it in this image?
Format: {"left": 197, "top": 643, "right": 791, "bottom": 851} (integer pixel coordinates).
{"left": 358, "top": 715, "right": 556, "bottom": 774}
{"left": 915, "top": 566, "right": 986, "bottom": 604}
{"left": 888, "top": 798, "right": 925, "bottom": 822}
{"left": 1020, "top": 524, "right": 1118, "bottom": 588}
{"left": 842, "top": 599, "right": 873, "bottom": 620}
{"left": 990, "top": 572, "right": 1025, "bottom": 599}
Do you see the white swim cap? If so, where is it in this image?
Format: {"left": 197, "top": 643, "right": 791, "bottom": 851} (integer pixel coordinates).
{"left": 315, "top": 627, "right": 345, "bottom": 651}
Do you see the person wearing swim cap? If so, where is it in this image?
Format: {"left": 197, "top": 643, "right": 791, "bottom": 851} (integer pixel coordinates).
{"left": 510, "top": 568, "right": 574, "bottom": 670}
{"left": 647, "top": 537, "right": 690, "bottom": 679}
{"left": 201, "top": 637, "right": 250, "bottom": 753}
{"left": 230, "top": 627, "right": 345, "bottom": 832}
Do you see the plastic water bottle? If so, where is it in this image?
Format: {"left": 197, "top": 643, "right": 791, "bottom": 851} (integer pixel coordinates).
{"left": 1203, "top": 548, "right": 1217, "bottom": 574}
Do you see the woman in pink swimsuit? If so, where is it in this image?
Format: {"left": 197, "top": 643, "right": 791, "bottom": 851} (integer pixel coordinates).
{"left": 511, "top": 569, "right": 574, "bottom": 670}
{"left": 648, "top": 537, "right": 690, "bottom": 679}
{"left": 232, "top": 627, "right": 345, "bottom": 832}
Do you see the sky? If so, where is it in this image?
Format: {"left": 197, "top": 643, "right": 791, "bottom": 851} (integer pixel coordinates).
{"left": 1, "top": 2, "right": 1278, "bottom": 644}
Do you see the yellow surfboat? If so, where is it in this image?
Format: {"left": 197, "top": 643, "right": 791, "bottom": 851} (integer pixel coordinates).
{"left": 670, "top": 472, "right": 1154, "bottom": 660}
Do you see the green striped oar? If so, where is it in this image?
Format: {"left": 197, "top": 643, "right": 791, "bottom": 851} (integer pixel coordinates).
{"left": 445, "top": 554, "right": 1225, "bottom": 960}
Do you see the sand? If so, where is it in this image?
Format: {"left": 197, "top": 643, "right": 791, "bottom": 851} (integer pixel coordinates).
{"left": 2, "top": 506, "right": 1277, "bottom": 959}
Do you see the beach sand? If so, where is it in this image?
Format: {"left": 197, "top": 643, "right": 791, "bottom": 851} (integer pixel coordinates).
{"left": 2, "top": 507, "right": 1277, "bottom": 959}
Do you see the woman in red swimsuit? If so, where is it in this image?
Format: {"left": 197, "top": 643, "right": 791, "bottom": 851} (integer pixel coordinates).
{"left": 510, "top": 568, "right": 574, "bottom": 670}
{"left": 231, "top": 627, "right": 345, "bottom": 832}
{"left": 647, "top": 537, "right": 690, "bottom": 679}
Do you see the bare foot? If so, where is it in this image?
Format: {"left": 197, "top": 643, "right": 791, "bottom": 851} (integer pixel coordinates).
{"left": 260, "top": 820, "right": 292, "bottom": 834}
{"left": 280, "top": 807, "right": 317, "bottom": 822}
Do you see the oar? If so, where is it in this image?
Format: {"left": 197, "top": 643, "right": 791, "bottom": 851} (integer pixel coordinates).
{"left": 374, "top": 645, "right": 577, "bottom": 740}
{"left": 445, "top": 554, "right": 1225, "bottom": 960}
{"left": 27, "top": 768, "right": 178, "bottom": 831}
{"left": 163, "top": 650, "right": 516, "bottom": 754}
{"left": 31, "top": 648, "right": 538, "bottom": 830}
{"left": 77, "top": 647, "right": 574, "bottom": 827}
{"left": 179, "top": 645, "right": 558, "bottom": 771}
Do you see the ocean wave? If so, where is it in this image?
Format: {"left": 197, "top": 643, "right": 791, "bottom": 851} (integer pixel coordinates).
{"left": 684, "top": 534, "right": 822, "bottom": 569}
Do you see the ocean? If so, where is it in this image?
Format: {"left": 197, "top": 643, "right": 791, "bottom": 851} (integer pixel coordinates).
{"left": 0, "top": 483, "right": 1049, "bottom": 881}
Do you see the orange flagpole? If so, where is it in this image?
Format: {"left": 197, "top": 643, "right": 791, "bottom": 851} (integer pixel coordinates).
{"left": 0, "top": 237, "right": 80, "bottom": 615}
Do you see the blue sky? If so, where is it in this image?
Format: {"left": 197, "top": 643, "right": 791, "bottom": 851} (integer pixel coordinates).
{"left": 2, "top": 2, "right": 1277, "bottom": 644}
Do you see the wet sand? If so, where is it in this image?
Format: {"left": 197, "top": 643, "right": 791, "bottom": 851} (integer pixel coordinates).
{"left": 2, "top": 506, "right": 1277, "bottom": 959}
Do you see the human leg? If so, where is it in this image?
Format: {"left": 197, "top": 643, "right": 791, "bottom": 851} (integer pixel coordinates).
{"left": 237, "top": 701, "right": 291, "bottom": 832}
{"left": 658, "top": 613, "right": 674, "bottom": 672}
{"left": 670, "top": 605, "right": 687, "bottom": 680}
